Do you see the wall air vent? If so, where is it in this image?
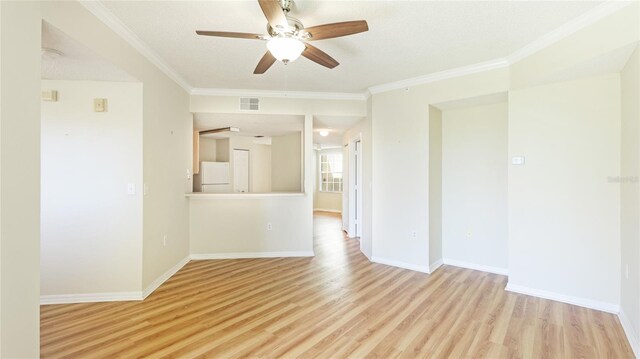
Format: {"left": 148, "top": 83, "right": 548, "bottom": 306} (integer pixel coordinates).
{"left": 240, "top": 97, "right": 260, "bottom": 111}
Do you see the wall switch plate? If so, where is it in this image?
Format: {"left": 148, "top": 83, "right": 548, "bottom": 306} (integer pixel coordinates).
{"left": 411, "top": 231, "right": 417, "bottom": 239}
{"left": 42, "top": 90, "right": 58, "bottom": 102}
{"left": 267, "top": 222, "right": 273, "bottom": 231}
{"left": 162, "top": 235, "right": 167, "bottom": 247}
{"left": 466, "top": 230, "right": 472, "bottom": 239}
{"left": 94, "top": 98, "right": 108, "bottom": 112}
{"left": 186, "top": 169, "right": 191, "bottom": 180}
{"left": 127, "top": 183, "right": 136, "bottom": 195}
{"left": 511, "top": 156, "right": 525, "bottom": 165}
{"left": 143, "top": 184, "right": 149, "bottom": 196}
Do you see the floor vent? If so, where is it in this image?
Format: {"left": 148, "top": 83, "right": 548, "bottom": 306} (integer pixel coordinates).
{"left": 240, "top": 97, "right": 260, "bottom": 111}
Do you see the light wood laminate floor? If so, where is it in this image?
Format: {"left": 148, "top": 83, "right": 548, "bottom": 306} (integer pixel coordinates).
{"left": 41, "top": 212, "right": 634, "bottom": 358}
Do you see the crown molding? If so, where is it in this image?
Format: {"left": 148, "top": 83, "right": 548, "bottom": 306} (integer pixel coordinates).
{"left": 368, "top": 58, "right": 510, "bottom": 95}
{"left": 80, "top": 1, "right": 193, "bottom": 93}
{"left": 508, "top": 1, "right": 636, "bottom": 64}
{"left": 81, "top": 0, "right": 634, "bottom": 99}
{"left": 190, "top": 87, "right": 368, "bottom": 101}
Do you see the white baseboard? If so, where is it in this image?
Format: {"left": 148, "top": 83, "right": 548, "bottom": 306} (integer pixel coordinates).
{"left": 313, "top": 208, "right": 342, "bottom": 214}
{"left": 142, "top": 255, "right": 191, "bottom": 299}
{"left": 442, "top": 258, "right": 508, "bottom": 276}
{"left": 190, "top": 251, "right": 315, "bottom": 260}
{"left": 505, "top": 283, "right": 620, "bottom": 314}
{"left": 41, "top": 291, "right": 142, "bottom": 305}
{"left": 371, "top": 256, "right": 430, "bottom": 274}
{"left": 429, "top": 258, "right": 444, "bottom": 273}
{"left": 619, "top": 309, "right": 640, "bottom": 358}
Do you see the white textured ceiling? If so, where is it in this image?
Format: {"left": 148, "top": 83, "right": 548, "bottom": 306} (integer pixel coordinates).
{"left": 314, "top": 115, "right": 363, "bottom": 147}
{"left": 42, "top": 21, "right": 137, "bottom": 82}
{"left": 101, "top": 0, "right": 603, "bottom": 93}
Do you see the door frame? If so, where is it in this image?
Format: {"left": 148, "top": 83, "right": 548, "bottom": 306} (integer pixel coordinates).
{"left": 348, "top": 134, "right": 363, "bottom": 239}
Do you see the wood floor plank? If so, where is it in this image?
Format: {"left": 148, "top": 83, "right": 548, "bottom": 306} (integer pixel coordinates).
{"left": 40, "top": 212, "right": 636, "bottom": 358}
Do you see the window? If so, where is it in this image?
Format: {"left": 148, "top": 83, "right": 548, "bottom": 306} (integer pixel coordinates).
{"left": 320, "top": 153, "right": 343, "bottom": 192}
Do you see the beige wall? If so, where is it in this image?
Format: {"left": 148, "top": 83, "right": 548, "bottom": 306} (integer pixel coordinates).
{"left": 189, "top": 196, "right": 312, "bottom": 255}
{"left": 41, "top": 80, "right": 143, "bottom": 296}
{"left": 620, "top": 45, "right": 640, "bottom": 352}
{"left": 442, "top": 102, "right": 508, "bottom": 271}
{"left": 0, "top": 2, "right": 41, "bottom": 356}
{"left": 199, "top": 137, "right": 217, "bottom": 162}
{"left": 252, "top": 143, "right": 272, "bottom": 193}
{"left": 428, "top": 106, "right": 443, "bottom": 267}
{"left": 508, "top": 74, "right": 621, "bottom": 308}
{"left": 272, "top": 132, "right": 302, "bottom": 192}
{"left": 190, "top": 116, "right": 314, "bottom": 257}
{"left": 40, "top": 2, "right": 193, "bottom": 292}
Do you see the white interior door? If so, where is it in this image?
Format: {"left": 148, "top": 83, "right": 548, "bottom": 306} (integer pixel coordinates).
{"left": 355, "top": 140, "right": 363, "bottom": 238}
{"left": 233, "top": 149, "right": 249, "bottom": 193}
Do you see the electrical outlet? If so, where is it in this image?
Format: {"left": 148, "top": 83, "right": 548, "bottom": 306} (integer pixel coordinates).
{"left": 411, "top": 230, "right": 417, "bottom": 239}
{"left": 466, "top": 230, "right": 472, "bottom": 239}
{"left": 267, "top": 222, "right": 273, "bottom": 231}
{"left": 162, "top": 235, "right": 167, "bottom": 247}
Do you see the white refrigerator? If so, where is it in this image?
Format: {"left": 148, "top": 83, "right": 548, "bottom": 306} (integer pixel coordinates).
{"left": 200, "top": 162, "right": 231, "bottom": 193}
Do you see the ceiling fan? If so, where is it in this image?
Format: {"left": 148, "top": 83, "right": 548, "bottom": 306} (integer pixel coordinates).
{"left": 196, "top": 0, "right": 368, "bottom": 74}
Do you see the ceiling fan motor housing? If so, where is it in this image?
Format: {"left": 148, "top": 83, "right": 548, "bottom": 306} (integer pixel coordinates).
{"left": 267, "top": 15, "right": 307, "bottom": 39}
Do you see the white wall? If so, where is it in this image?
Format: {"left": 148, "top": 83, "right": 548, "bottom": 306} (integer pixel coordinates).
{"left": 620, "top": 45, "right": 640, "bottom": 355}
{"left": 442, "top": 102, "right": 508, "bottom": 271}
{"left": 0, "top": 2, "right": 41, "bottom": 356}
{"left": 189, "top": 196, "right": 313, "bottom": 255}
{"left": 314, "top": 148, "right": 343, "bottom": 212}
{"left": 41, "top": 1, "right": 193, "bottom": 292}
{"left": 508, "top": 74, "right": 621, "bottom": 309}
{"left": 41, "top": 80, "right": 143, "bottom": 296}
{"left": 252, "top": 143, "right": 272, "bottom": 193}
{"left": 272, "top": 132, "right": 302, "bottom": 192}
{"left": 190, "top": 116, "right": 314, "bottom": 257}
{"left": 428, "top": 106, "right": 442, "bottom": 267}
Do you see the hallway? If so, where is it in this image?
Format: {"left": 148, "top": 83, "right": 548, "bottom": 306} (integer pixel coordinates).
{"left": 40, "top": 212, "right": 633, "bottom": 358}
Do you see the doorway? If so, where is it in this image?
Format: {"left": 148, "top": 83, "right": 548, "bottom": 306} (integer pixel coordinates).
{"left": 348, "top": 138, "right": 363, "bottom": 239}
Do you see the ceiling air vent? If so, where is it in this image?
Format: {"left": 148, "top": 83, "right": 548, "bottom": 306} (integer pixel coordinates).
{"left": 240, "top": 97, "right": 259, "bottom": 111}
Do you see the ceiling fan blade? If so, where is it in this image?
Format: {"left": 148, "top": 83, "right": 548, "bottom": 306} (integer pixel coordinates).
{"left": 302, "top": 43, "right": 339, "bottom": 69}
{"left": 304, "top": 20, "right": 369, "bottom": 41}
{"left": 254, "top": 51, "right": 277, "bottom": 74}
{"left": 196, "top": 31, "right": 266, "bottom": 40}
{"left": 258, "top": 0, "right": 289, "bottom": 31}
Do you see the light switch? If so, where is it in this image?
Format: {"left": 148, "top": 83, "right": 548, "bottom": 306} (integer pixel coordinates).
{"left": 511, "top": 156, "right": 525, "bottom": 165}
{"left": 127, "top": 183, "right": 136, "bottom": 195}
{"left": 94, "top": 98, "right": 108, "bottom": 112}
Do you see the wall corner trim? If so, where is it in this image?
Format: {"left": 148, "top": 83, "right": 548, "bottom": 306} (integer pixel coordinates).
{"left": 429, "top": 259, "right": 444, "bottom": 273}
{"left": 40, "top": 292, "right": 143, "bottom": 305}
{"left": 190, "top": 88, "right": 367, "bottom": 101}
{"left": 313, "top": 208, "right": 342, "bottom": 214}
{"left": 190, "top": 251, "right": 315, "bottom": 260}
{"left": 505, "top": 283, "right": 620, "bottom": 314}
{"left": 619, "top": 309, "right": 640, "bottom": 358}
{"left": 442, "top": 258, "right": 508, "bottom": 276}
{"left": 142, "top": 255, "right": 191, "bottom": 299}
{"left": 371, "top": 256, "right": 430, "bottom": 274}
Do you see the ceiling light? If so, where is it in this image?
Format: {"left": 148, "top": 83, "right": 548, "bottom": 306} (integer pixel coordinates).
{"left": 319, "top": 130, "right": 329, "bottom": 137}
{"left": 267, "top": 37, "right": 305, "bottom": 63}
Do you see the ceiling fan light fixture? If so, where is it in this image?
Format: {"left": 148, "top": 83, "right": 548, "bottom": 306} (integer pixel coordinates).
{"left": 267, "top": 37, "right": 305, "bottom": 63}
